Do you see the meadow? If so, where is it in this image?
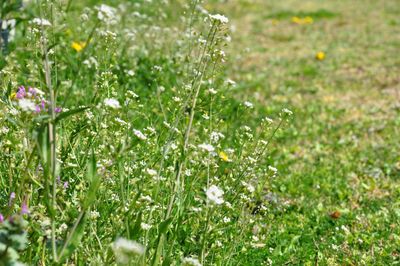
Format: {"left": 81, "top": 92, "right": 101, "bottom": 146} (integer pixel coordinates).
{"left": 0, "top": 0, "right": 399, "bottom": 265}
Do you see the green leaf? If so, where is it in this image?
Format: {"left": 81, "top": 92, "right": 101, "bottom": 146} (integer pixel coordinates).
{"left": 82, "top": 151, "right": 100, "bottom": 210}
{"left": 130, "top": 211, "right": 142, "bottom": 240}
{"left": 158, "top": 217, "right": 173, "bottom": 235}
{"left": 55, "top": 106, "right": 90, "bottom": 123}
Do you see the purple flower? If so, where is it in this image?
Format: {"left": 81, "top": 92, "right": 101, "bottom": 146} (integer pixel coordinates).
{"left": 63, "top": 181, "right": 69, "bottom": 189}
{"left": 21, "top": 201, "right": 30, "bottom": 215}
{"left": 28, "top": 87, "right": 37, "bottom": 97}
{"left": 9, "top": 192, "right": 16, "bottom": 206}
{"left": 0, "top": 214, "right": 4, "bottom": 223}
{"left": 35, "top": 105, "right": 41, "bottom": 113}
{"left": 55, "top": 107, "right": 62, "bottom": 113}
{"left": 16, "top": 86, "right": 26, "bottom": 99}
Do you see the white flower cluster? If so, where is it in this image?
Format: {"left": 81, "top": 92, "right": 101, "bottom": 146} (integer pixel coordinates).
{"left": 18, "top": 99, "right": 36, "bottom": 112}
{"left": 31, "top": 18, "right": 52, "bottom": 27}
{"left": 133, "top": 129, "right": 147, "bottom": 140}
{"left": 182, "top": 257, "right": 202, "bottom": 266}
{"left": 209, "top": 14, "right": 229, "bottom": 24}
{"left": 206, "top": 185, "right": 224, "bottom": 205}
{"left": 103, "top": 98, "right": 121, "bottom": 109}
{"left": 96, "top": 4, "right": 117, "bottom": 24}
{"left": 198, "top": 143, "right": 215, "bottom": 152}
{"left": 112, "top": 238, "right": 145, "bottom": 264}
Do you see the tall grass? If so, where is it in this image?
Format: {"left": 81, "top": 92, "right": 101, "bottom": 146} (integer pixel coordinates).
{"left": 0, "top": 1, "right": 291, "bottom": 265}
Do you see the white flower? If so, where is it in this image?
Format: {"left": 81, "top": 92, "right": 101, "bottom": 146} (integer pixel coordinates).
{"left": 208, "top": 88, "right": 217, "bottom": 94}
{"left": 206, "top": 185, "right": 224, "bottom": 205}
{"left": 282, "top": 108, "right": 293, "bottom": 115}
{"left": 244, "top": 101, "right": 253, "bottom": 108}
{"left": 115, "top": 118, "right": 128, "bottom": 125}
{"left": 103, "top": 98, "right": 121, "bottom": 109}
{"left": 146, "top": 168, "right": 157, "bottom": 176}
{"left": 264, "top": 117, "right": 273, "bottom": 123}
{"left": 96, "top": 4, "right": 116, "bottom": 23}
{"left": 133, "top": 129, "right": 147, "bottom": 140}
{"left": 226, "top": 79, "right": 236, "bottom": 86}
{"left": 18, "top": 98, "right": 36, "bottom": 112}
{"left": 90, "top": 210, "right": 100, "bottom": 219}
{"left": 182, "top": 257, "right": 202, "bottom": 266}
{"left": 210, "top": 132, "right": 225, "bottom": 143}
{"left": 268, "top": 166, "right": 278, "bottom": 173}
{"left": 141, "top": 223, "right": 151, "bottom": 230}
{"left": 112, "top": 238, "right": 145, "bottom": 264}
{"left": 31, "top": 18, "right": 52, "bottom": 27}
{"left": 209, "top": 14, "right": 229, "bottom": 24}
{"left": 223, "top": 217, "right": 231, "bottom": 223}
{"left": 198, "top": 143, "right": 215, "bottom": 152}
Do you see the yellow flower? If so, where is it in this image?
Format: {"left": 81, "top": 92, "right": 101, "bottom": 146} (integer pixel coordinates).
{"left": 303, "top": 16, "right": 314, "bottom": 24}
{"left": 71, "top": 41, "right": 86, "bottom": 52}
{"left": 10, "top": 92, "right": 16, "bottom": 100}
{"left": 316, "top": 51, "right": 325, "bottom": 61}
{"left": 292, "top": 16, "right": 313, "bottom": 25}
{"left": 292, "top": 16, "right": 301, "bottom": 24}
{"left": 219, "top": 151, "right": 230, "bottom": 162}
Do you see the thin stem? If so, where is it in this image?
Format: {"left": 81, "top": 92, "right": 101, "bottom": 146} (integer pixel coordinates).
{"left": 39, "top": 1, "right": 57, "bottom": 261}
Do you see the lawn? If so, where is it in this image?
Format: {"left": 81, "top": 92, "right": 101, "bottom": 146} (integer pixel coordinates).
{"left": 208, "top": 0, "right": 400, "bottom": 264}
{"left": 0, "top": 0, "right": 399, "bottom": 265}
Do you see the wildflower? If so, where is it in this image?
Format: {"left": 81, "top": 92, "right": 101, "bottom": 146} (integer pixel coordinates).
{"left": 263, "top": 117, "right": 273, "bottom": 123}
{"left": 316, "top": 51, "right": 325, "bottom": 61}
{"left": 133, "top": 129, "right": 147, "bottom": 140}
{"left": 146, "top": 168, "right": 157, "bottom": 176}
{"left": 31, "top": 18, "right": 52, "bottom": 27}
{"left": 71, "top": 41, "right": 86, "bottom": 52}
{"left": 244, "top": 101, "right": 254, "bottom": 108}
{"left": 268, "top": 166, "right": 278, "bottom": 173}
{"left": 141, "top": 223, "right": 151, "bottom": 230}
{"left": 112, "top": 238, "right": 145, "bottom": 264}
{"left": 16, "top": 86, "right": 26, "bottom": 99}
{"left": 198, "top": 143, "right": 215, "bottom": 152}
{"left": 21, "top": 201, "right": 30, "bottom": 215}
{"left": 115, "top": 118, "right": 128, "bottom": 125}
{"left": 208, "top": 88, "right": 217, "bottom": 94}
{"left": 292, "top": 16, "right": 313, "bottom": 25}
{"left": 219, "top": 151, "right": 230, "bottom": 162}
{"left": 226, "top": 79, "right": 236, "bottom": 86}
{"left": 103, "top": 98, "right": 121, "bottom": 109}
{"left": 0, "top": 214, "right": 3, "bottom": 223}
{"left": 304, "top": 16, "right": 314, "bottom": 24}
{"left": 90, "top": 211, "right": 100, "bottom": 219}
{"left": 209, "top": 14, "right": 229, "bottom": 24}
{"left": 206, "top": 185, "right": 224, "bottom": 205}
{"left": 211, "top": 131, "right": 225, "bottom": 143}
{"left": 182, "top": 257, "right": 202, "bottom": 266}
{"left": 9, "top": 192, "right": 16, "bottom": 206}
{"left": 282, "top": 108, "right": 293, "bottom": 116}
{"left": 96, "top": 4, "right": 116, "bottom": 23}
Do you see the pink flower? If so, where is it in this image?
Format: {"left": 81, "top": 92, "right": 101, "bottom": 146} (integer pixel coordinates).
{"left": 16, "top": 86, "right": 26, "bottom": 99}
{"left": 9, "top": 192, "right": 16, "bottom": 206}
{"left": 21, "top": 201, "right": 30, "bottom": 215}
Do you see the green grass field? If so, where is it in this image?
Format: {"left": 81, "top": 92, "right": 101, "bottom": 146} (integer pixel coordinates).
{"left": 0, "top": 0, "right": 399, "bottom": 265}
{"left": 211, "top": 0, "right": 400, "bottom": 264}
